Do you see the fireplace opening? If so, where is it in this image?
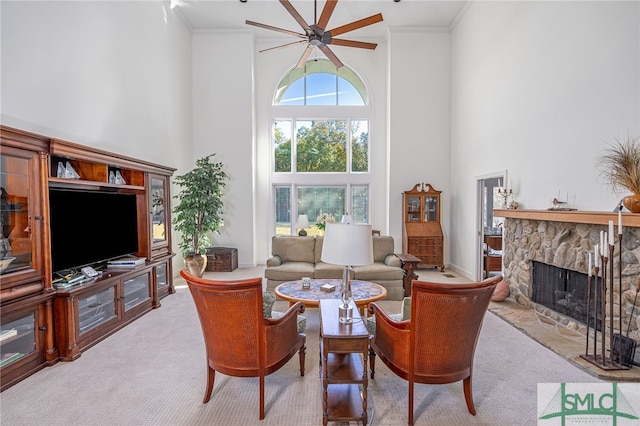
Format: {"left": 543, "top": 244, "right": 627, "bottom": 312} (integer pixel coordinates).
{"left": 532, "top": 261, "right": 603, "bottom": 330}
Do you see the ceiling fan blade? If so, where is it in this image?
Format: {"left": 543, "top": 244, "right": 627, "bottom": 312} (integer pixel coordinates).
{"left": 260, "top": 40, "right": 308, "bottom": 53}
{"left": 316, "top": 0, "right": 338, "bottom": 30}
{"left": 246, "top": 20, "right": 306, "bottom": 38}
{"left": 319, "top": 44, "right": 344, "bottom": 69}
{"left": 296, "top": 44, "right": 315, "bottom": 68}
{"left": 330, "top": 38, "right": 377, "bottom": 50}
{"left": 327, "top": 13, "right": 383, "bottom": 37}
{"left": 280, "top": 0, "right": 312, "bottom": 32}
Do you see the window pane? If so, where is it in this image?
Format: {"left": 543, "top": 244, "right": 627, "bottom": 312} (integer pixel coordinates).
{"left": 296, "top": 120, "right": 347, "bottom": 172}
{"left": 306, "top": 73, "right": 336, "bottom": 105}
{"left": 351, "top": 186, "right": 369, "bottom": 224}
{"left": 279, "top": 78, "right": 305, "bottom": 105}
{"left": 275, "top": 186, "right": 291, "bottom": 235}
{"left": 351, "top": 120, "right": 369, "bottom": 172}
{"left": 338, "top": 76, "right": 365, "bottom": 106}
{"left": 274, "top": 120, "right": 292, "bottom": 173}
{"left": 298, "top": 186, "right": 345, "bottom": 235}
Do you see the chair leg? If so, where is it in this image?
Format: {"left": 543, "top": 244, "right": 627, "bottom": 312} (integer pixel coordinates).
{"left": 259, "top": 374, "right": 265, "bottom": 420}
{"left": 203, "top": 365, "right": 215, "bottom": 403}
{"left": 408, "top": 380, "right": 414, "bottom": 425}
{"left": 299, "top": 344, "right": 306, "bottom": 376}
{"left": 369, "top": 347, "right": 376, "bottom": 379}
{"left": 463, "top": 376, "right": 476, "bottom": 415}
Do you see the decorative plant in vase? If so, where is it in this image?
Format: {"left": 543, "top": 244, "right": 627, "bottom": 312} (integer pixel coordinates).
{"left": 315, "top": 213, "right": 336, "bottom": 233}
{"left": 598, "top": 135, "right": 640, "bottom": 213}
{"left": 173, "top": 154, "right": 228, "bottom": 276}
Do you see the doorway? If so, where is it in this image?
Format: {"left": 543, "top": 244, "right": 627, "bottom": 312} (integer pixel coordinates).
{"left": 475, "top": 171, "right": 507, "bottom": 281}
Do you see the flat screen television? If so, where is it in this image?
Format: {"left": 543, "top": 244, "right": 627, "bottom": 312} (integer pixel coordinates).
{"left": 49, "top": 188, "right": 139, "bottom": 273}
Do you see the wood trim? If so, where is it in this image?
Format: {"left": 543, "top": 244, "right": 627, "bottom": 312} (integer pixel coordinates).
{"left": 493, "top": 209, "right": 640, "bottom": 227}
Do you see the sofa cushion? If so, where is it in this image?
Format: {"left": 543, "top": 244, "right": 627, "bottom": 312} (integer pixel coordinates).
{"left": 264, "top": 262, "right": 315, "bottom": 281}
{"left": 272, "top": 236, "right": 315, "bottom": 263}
{"left": 352, "top": 263, "right": 404, "bottom": 281}
{"left": 314, "top": 262, "right": 347, "bottom": 279}
{"left": 372, "top": 236, "right": 394, "bottom": 262}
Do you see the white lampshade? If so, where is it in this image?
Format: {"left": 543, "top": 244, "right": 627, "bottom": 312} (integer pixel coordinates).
{"left": 296, "top": 214, "right": 310, "bottom": 229}
{"left": 321, "top": 223, "right": 373, "bottom": 266}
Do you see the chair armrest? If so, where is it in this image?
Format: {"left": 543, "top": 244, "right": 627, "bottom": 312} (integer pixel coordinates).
{"left": 264, "top": 302, "right": 306, "bottom": 359}
{"left": 369, "top": 302, "right": 410, "bottom": 367}
{"left": 266, "top": 255, "right": 282, "bottom": 267}
{"left": 384, "top": 254, "right": 402, "bottom": 267}
{"left": 265, "top": 301, "right": 305, "bottom": 327}
{"left": 369, "top": 302, "right": 410, "bottom": 330}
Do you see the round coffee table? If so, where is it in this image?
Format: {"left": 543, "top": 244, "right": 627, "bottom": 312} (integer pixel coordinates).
{"left": 274, "top": 278, "right": 387, "bottom": 314}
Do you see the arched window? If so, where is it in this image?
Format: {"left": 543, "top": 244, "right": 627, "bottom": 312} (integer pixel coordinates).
{"left": 271, "top": 60, "right": 372, "bottom": 236}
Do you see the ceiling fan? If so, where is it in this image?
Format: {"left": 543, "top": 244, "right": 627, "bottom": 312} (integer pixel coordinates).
{"left": 246, "top": 0, "right": 383, "bottom": 69}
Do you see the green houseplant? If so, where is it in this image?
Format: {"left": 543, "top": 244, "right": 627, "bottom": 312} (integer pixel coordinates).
{"left": 173, "top": 154, "right": 228, "bottom": 276}
{"left": 598, "top": 135, "right": 640, "bottom": 212}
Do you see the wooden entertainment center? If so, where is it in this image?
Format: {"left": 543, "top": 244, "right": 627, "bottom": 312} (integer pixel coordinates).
{"left": 0, "top": 125, "right": 175, "bottom": 390}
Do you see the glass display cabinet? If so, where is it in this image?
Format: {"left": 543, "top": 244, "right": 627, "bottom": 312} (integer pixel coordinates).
{"left": 402, "top": 183, "right": 444, "bottom": 271}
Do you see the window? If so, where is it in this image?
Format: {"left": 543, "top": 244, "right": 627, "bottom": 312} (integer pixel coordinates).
{"left": 272, "top": 60, "right": 371, "bottom": 236}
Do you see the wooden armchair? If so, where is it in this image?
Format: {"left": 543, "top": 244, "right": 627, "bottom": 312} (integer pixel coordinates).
{"left": 180, "top": 270, "right": 306, "bottom": 420}
{"left": 368, "top": 275, "right": 502, "bottom": 425}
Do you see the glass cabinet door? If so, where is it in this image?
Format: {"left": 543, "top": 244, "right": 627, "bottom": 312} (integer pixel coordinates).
{"left": 406, "top": 196, "right": 421, "bottom": 223}
{"left": 0, "top": 147, "right": 41, "bottom": 283}
{"left": 150, "top": 176, "right": 167, "bottom": 246}
{"left": 123, "top": 273, "right": 150, "bottom": 311}
{"left": 424, "top": 196, "right": 439, "bottom": 222}
{"left": 0, "top": 313, "right": 35, "bottom": 369}
{"left": 78, "top": 288, "right": 117, "bottom": 335}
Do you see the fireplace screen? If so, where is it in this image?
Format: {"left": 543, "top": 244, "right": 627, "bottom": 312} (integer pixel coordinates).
{"left": 532, "top": 261, "right": 602, "bottom": 329}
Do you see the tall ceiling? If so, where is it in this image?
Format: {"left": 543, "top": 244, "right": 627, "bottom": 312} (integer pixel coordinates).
{"left": 175, "top": 0, "right": 469, "bottom": 38}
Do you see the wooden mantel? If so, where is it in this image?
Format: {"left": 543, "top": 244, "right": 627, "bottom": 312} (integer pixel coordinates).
{"left": 494, "top": 209, "right": 640, "bottom": 228}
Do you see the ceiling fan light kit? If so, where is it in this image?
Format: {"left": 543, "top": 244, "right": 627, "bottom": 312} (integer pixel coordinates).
{"left": 246, "top": 0, "right": 383, "bottom": 69}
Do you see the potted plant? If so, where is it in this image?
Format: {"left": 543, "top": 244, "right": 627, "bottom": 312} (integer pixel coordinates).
{"left": 598, "top": 135, "right": 640, "bottom": 212}
{"left": 173, "top": 154, "right": 228, "bottom": 276}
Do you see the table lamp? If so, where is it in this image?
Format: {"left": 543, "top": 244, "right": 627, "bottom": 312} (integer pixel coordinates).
{"left": 296, "top": 214, "right": 310, "bottom": 236}
{"left": 321, "top": 222, "right": 373, "bottom": 323}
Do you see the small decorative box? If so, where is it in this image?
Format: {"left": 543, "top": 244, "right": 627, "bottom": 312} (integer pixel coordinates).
{"left": 302, "top": 277, "right": 311, "bottom": 289}
{"left": 320, "top": 283, "right": 336, "bottom": 292}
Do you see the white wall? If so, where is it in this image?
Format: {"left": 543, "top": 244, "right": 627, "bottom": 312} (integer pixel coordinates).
{"left": 192, "top": 31, "right": 256, "bottom": 266}
{"left": 387, "top": 29, "right": 451, "bottom": 254}
{"left": 1, "top": 1, "right": 193, "bottom": 272}
{"left": 450, "top": 1, "right": 640, "bottom": 278}
{"left": 1, "top": 2, "right": 192, "bottom": 167}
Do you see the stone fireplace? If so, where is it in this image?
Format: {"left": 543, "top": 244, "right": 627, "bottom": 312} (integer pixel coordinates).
{"left": 495, "top": 209, "right": 640, "bottom": 363}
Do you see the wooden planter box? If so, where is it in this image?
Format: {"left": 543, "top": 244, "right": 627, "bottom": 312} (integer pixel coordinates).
{"left": 205, "top": 247, "right": 238, "bottom": 272}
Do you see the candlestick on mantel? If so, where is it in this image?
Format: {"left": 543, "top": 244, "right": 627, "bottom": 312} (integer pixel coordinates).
{"left": 609, "top": 221, "right": 614, "bottom": 245}
{"left": 619, "top": 210, "right": 623, "bottom": 234}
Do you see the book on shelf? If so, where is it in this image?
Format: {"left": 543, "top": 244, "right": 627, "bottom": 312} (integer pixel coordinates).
{"left": 0, "top": 329, "right": 18, "bottom": 342}
{"left": 1, "top": 352, "right": 24, "bottom": 368}
{"left": 107, "top": 256, "right": 145, "bottom": 267}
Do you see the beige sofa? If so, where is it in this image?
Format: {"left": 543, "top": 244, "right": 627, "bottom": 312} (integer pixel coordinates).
{"left": 265, "top": 235, "right": 405, "bottom": 300}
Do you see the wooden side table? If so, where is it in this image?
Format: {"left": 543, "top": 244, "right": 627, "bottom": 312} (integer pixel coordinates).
{"left": 395, "top": 253, "right": 422, "bottom": 297}
{"left": 319, "top": 299, "right": 369, "bottom": 426}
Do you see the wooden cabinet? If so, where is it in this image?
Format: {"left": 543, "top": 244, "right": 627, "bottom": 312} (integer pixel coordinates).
{"left": 402, "top": 183, "right": 444, "bottom": 271}
{"left": 1, "top": 127, "right": 57, "bottom": 391}
{"left": 1, "top": 125, "right": 175, "bottom": 389}
{"left": 54, "top": 267, "right": 154, "bottom": 361}
{"left": 484, "top": 235, "right": 503, "bottom": 276}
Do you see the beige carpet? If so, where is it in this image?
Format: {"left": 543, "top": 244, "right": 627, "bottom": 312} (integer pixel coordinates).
{"left": 0, "top": 267, "right": 601, "bottom": 425}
